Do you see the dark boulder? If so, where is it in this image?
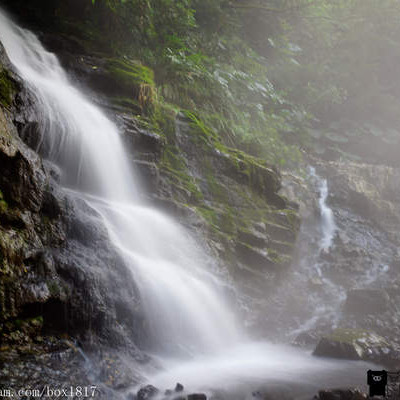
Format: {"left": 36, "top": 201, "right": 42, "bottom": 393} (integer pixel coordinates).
{"left": 314, "top": 337, "right": 362, "bottom": 360}
{"left": 187, "top": 394, "right": 207, "bottom": 400}
{"left": 313, "top": 329, "right": 396, "bottom": 364}
{"left": 317, "top": 389, "right": 368, "bottom": 400}
{"left": 175, "top": 383, "right": 184, "bottom": 392}
{"left": 137, "top": 385, "right": 159, "bottom": 400}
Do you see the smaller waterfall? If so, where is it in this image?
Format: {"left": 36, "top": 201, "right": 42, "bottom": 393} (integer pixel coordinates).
{"left": 318, "top": 179, "right": 337, "bottom": 252}
{"left": 308, "top": 167, "right": 337, "bottom": 253}
{"left": 264, "top": 167, "right": 344, "bottom": 339}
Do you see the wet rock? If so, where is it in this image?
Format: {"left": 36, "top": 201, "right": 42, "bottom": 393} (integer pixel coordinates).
{"left": 235, "top": 242, "right": 277, "bottom": 271}
{"left": 322, "top": 161, "right": 400, "bottom": 238}
{"left": 0, "top": 132, "right": 46, "bottom": 213}
{"left": 137, "top": 385, "right": 159, "bottom": 400}
{"left": 313, "top": 328, "right": 395, "bottom": 363}
{"left": 344, "top": 289, "right": 390, "bottom": 315}
{"left": 253, "top": 222, "right": 267, "bottom": 234}
{"left": 314, "top": 336, "right": 362, "bottom": 360}
{"left": 238, "top": 228, "right": 268, "bottom": 248}
{"left": 121, "top": 114, "right": 165, "bottom": 161}
{"left": 264, "top": 222, "right": 296, "bottom": 242}
{"left": 187, "top": 394, "right": 207, "bottom": 400}
{"left": 317, "top": 389, "right": 368, "bottom": 400}
{"left": 134, "top": 160, "right": 160, "bottom": 194}
{"left": 175, "top": 383, "right": 184, "bottom": 392}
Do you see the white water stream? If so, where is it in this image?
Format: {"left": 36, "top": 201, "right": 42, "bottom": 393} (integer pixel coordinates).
{"left": 0, "top": 10, "right": 374, "bottom": 398}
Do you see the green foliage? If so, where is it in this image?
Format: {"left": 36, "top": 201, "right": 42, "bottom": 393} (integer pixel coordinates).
{"left": 262, "top": 0, "right": 400, "bottom": 160}
{"left": 106, "top": 59, "right": 154, "bottom": 86}
{"left": 75, "top": 0, "right": 304, "bottom": 165}
{"left": 73, "top": 0, "right": 400, "bottom": 165}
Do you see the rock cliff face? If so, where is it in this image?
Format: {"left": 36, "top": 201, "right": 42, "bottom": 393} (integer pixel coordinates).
{"left": 317, "top": 160, "right": 400, "bottom": 365}
{"left": 275, "top": 159, "right": 400, "bottom": 367}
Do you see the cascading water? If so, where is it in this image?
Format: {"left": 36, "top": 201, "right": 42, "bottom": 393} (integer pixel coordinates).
{"left": 308, "top": 167, "right": 337, "bottom": 254}
{"left": 0, "top": 9, "right": 376, "bottom": 398}
{"left": 287, "top": 167, "right": 344, "bottom": 336}
{"left": 0, "top": 8, "right": 238, "bottom": 356}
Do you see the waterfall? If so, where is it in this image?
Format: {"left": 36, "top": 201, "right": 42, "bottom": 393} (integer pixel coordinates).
{"left": 0, "top": 9, "right": 239, "bottom": 355}
{"left": 0, "top": 9, "right": 374, "bottom": 396}
{"left": 308, "top": 167, "right": 337, "bottom": 253}
{"left": 318, "top": 179, "right": 336, "bottom": 252}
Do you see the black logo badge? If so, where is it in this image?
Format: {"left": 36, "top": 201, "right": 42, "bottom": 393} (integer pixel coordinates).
{"left": 368, "top": 370, "right": 388, "bottom": 397}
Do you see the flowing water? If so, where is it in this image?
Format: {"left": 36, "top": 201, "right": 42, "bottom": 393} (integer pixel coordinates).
{"left": 287, "top": 167, "right": 345, "bottom": 338}
{"left": 308, "top": 167, "right": 337, "bottom": 254}
{"left": 0, "top": 9, "right": 376, "bottom": 398}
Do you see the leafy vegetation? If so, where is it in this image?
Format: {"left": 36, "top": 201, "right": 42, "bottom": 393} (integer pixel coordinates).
{"left": 45, "top": 0, "right": 400, "bottom": 166}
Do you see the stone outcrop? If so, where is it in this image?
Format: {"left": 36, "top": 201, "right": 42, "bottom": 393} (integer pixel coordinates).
{"left": 315, "top": 389, "right": 368, "bottom": 400}
{"left": 313, "top": 328, "right": 398, "bottom": 365}
{"left": 321, "top": 161, "right": 400, "bottom": 242}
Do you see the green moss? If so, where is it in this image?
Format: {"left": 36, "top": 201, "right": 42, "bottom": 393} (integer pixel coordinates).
{"left": 205, "top": 170, "right": 229, "bottom": 203}
{"left": 182, "top": 110, "right": 219, "bottom": 145}
{"left": 196, "top": 206, "right": 218, "bottom": 228}
{"left": 218, "top": 207, "right": 236, "bottom": 235}
{"left": 161, "top": 145, "right": 203, "bottom": 203}
{"left": 267, "top": 248, "right": 292, "bottom": 265}
{"left": 104, "top": 58, "right": 156, "bottom": 113}
{"left": 110, "top": 96, "right": 142, "bottom": 113}
{"left": 0, "top": 190, "right": 8, "bottom": 213}
{"left": 47, "top": 280, "right": 61, "bottom": 297}
{"left": 267, "top": 209, "right": 300, "bottom": 232}
{"left": 328, "top": 329, "right": 381, "bottom": 344}
{"left": 0, "top": 69, "right": 15, "bottom": 108}
{"left": 195, "top": 205, "right": 237, "bottom": 238}
{"left": 106, "top": 58, "right": 154, "bottom": 86}
{"left": 150, "top": 101, "right": 179, "bottom": 139}
{"left": 177, "top": 111, "right": 281, "bottom": 199}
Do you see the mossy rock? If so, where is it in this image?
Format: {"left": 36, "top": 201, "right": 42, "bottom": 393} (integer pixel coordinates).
{"left": 160, "top": 145, "right": 203, "bottom": 203}
{"left": 0, "top": 227, "right": 26, "bottom": 276}
{"left": 0, "top": 68, "right": 15, "bottom": 108}
{"left": 314, "top": 329, "right": 392, "bottom": 362}
{"left": 264, "top": 221, "right": 296, "bottom": 242}
{"left": 84, "top": 57, "right": 156, "bottom": 113}
{"left": 178, "top": 111, "right": 284, "bottom": 204}
{"left": 235, "top": 241, "right": 279, "bottom": 271}
{"left": 0, "top": 189, "right": 8, "bottom": 213}
{"left": 180, "top": 110, "right": 219, "bottom": 146}
{"left": 105, "top": 59, "right": 155, "bottom": 111}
